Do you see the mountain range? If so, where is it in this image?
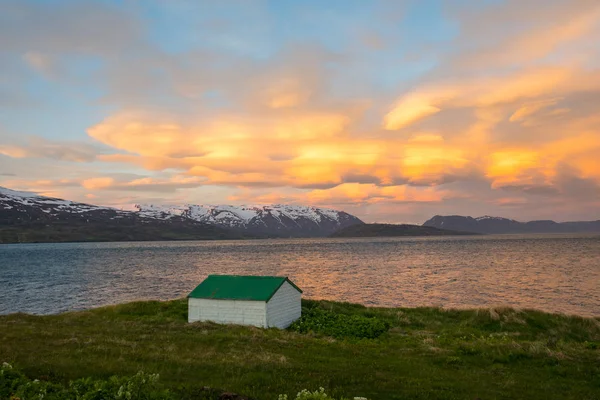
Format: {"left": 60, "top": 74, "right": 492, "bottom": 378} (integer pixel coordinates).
{"left": 0, "top": 186, "right": 362, "bottom": 242}
{"left": 2, "top": 186, "right": 599, "bottom": 243}
{"left": 423, "top": 215, "right": 600, "bottom": 234}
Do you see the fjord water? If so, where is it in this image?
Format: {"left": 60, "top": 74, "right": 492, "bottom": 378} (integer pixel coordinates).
{"left": 0, "top": 234, "right": 598, "bottom": 317}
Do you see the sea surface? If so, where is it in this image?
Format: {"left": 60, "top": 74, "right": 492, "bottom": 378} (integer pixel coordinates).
{"left": 1, "top": 234, "right": 599, "bottom": 317}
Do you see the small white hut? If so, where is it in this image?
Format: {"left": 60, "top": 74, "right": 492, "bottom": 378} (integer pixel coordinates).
{"left": 187, "top": 275, "right": 302, "bottom": 329}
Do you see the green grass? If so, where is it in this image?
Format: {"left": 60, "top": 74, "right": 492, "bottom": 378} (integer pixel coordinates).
{"left": 1, "top": 299, "right": 599, "bottom": 399}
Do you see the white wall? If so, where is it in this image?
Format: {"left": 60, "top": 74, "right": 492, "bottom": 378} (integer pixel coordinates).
{"left": 266, "top": 281, "right": 302, "bottom": 329}
{"left": 188, "top": 298, "right": 267, "bottom": 327}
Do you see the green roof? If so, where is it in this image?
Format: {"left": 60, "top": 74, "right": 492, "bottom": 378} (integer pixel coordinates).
{"left": 187, "top": 275, "right": 302, "bottom": 301}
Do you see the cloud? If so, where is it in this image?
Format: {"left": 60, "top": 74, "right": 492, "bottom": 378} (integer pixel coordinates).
{"left": 555, "top": 169, "right": 600, "bottom": 198}
{"left": 0, "top": 137, "right": 101, "bottom": 162}
{"left": 1, "top": 0, "right": 600, "bottom": 223}
{"left": 0, "top": 178, "right": 81, "bottom": 200}
{"left": 383, "top": 92, "right": 444, "bottom": 130}
{"left": 81, "top": 177, "right": 115, "bottom": 190}
{"left": 22, "top": 52, "right": 55, "bottom": 77}
{"left": 86, "top": 68, "right": 600, "bottom": 204}
{"left": 495, "top": 197, "right": 528, "bottom": 207}
{"left": 5, "top": 173, "right": 209, "bottom": 206}
{"left": 486, "top": 150, "right": 544, "bottom": 188}
{"left": 447, "top": 0, "right": 600, "bottom": 70}
{"left": 80, "top": 175, "right": 206, "bottom": 193}
{"left": 484, "top": 131, "right": 600, "bottom": 196}
{"left": 383, "top": 67, "right": 600, "bottom": 131}
{"left": 509, "top": 98, "right": 562, "bottom": 123}
{"left": 0, "top": 0, "right": 140, "bottom": 55}
{"left": 87, "top": 108, "right": 477, "bottom": 190}
{"left": 227, "top": 183, "right": 448, "bottom": 208}
{"left": 263, "top": 77, "right": 312, "bottom": 109}
{"left": 0, "top": 0, "right": 145, "bottom": 110}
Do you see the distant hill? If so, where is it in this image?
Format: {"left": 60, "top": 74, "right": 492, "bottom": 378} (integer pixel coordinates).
{"left": 330, "top": 223, "right": 474, "bottom": 238}
{"left": 423, "top": 215, "right": 600, "bottom": 234}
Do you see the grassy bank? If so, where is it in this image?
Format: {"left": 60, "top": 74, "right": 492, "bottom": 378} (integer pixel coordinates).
{"left": 1, "top": 299, "right": 599, "bottom": 399}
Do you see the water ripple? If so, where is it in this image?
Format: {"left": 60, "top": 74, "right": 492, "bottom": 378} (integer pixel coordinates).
{"left": 0, "top": 234, "right": 598, "bottom": 317}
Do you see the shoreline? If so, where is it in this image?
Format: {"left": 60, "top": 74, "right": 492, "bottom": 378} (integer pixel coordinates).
{"left": 3, "top": 297, "right": 599, "bottom": 322}
{"left": 3, "top": 231, "right": 600, "bottom": 245}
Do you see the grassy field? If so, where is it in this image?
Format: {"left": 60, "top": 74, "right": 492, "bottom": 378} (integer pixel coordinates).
{"left": 1, "top": 299, "right": 599, "bottom": 399}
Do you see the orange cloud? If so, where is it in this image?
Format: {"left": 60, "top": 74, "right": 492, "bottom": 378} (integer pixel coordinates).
{"left": 88, "top": 109, "right": 475, "bottom": 190}
{"left": 509, "top": 98, "right": 561, "bottom": 123}
{"left": 485, "top": 129, "right": 600, "bottom": 191}
{"left": 263, "top": 77, "right": 312, "bottom": 108}
{"left": 486, "top": 150, "right": 543, "bottom": 187}
{"left": 85, "top": 84, "right": 600, "bottom": 200}
{"left": 82, "top": 177, "right": 115, "bottom": 190}
{"left": 383, "top": 92, "right": 445, "bottom": 130}
{"left": 402, "top": 142, "right": 469, "bottom": 184}
{"left": 0, "top": 145, "right": 29, "bottom": 158}
{"left": 453, "top": 1, "right": 600, "bottom": 69}
{"left": 383, "top": 67, "right": 596, "bottom": 131}
{"left": 226, "top": 183, "right": 448, "bottom": 209}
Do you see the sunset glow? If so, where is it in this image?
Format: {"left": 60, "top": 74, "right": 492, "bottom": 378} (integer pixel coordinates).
{"left": 1, "top": 0, "right": 599, "bottom": 223}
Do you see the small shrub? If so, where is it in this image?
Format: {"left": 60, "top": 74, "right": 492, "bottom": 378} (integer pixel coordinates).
{"left": 12, "top": 379, "right": 68, "bottom": 400}
{"left": 457, "top": 343, "right": 481, "bottom": 356}
{"left": 584, "top": 341, "right": 598, "bottom": 350}
{"left": 445, "top": 356, "right": 463, "bottom": 366}
{"left": 289, "top": 308, "right": 389, "bottom": 339}
{"left": 0, "top": 363, "right": 173, "bottom": 400}
{"left": 0, "top": 363, "right": 31, "bottom": 399}
{"left": 493, "top": 350, "right": 533, "bottom": 364}
{"left": 69, "top": 371, "right": 171, "bottom": 400}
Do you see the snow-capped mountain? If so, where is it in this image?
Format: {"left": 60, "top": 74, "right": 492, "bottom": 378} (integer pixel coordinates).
{"left": 134, "top": 203, "right": 364, "bottom": 237}
{"left": 423, "top": 215, "right": 600, "bottom": 234}
{"left": 0, "top": 186, "right": 129, "bottom": 222}
{"left": 0, "top": 187, "right": 239, "bottom": 242}
{"left": 474, "top": 215, "right": 518, "bottom": 222}
{"left": 0, "top": 186, "right": 364, "bottom": 242}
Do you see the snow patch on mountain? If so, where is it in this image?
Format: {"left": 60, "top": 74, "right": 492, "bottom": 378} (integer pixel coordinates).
{"left": 475, "top": 215, "right": 516, "bottom": 222}
{"left": 135, "top": 203, "right": 347, "bottom": 225}
{"left": 0, "top": 187, "right": 40, "bottom": 199}
{"left": 0, "top": 186, "right": 125, "bottom": 216}
{"left": 134, "top": 203, "right": 363, "bottom": 236}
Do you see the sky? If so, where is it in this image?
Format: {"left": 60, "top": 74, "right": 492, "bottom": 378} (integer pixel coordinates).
{"left": 1, "top": 0, "right": 600, "bottom": 224}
